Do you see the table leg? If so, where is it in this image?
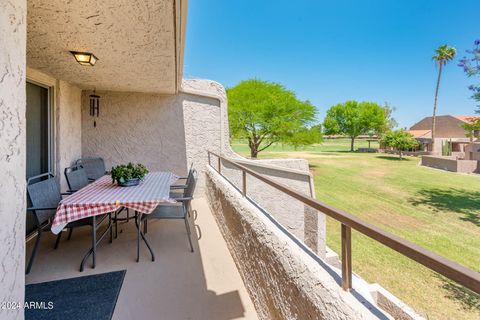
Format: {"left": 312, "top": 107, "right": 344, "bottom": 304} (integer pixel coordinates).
{"left": 92, "top": 215, "right": 96, "bottom": 268}
{"left": 136, "top": 211, "right": 141, "bottom": 262}
{"left": 135, "top": 211, "right": 155, "bottom": 262}
{"left": 80, "top": 214, "right": 111, "bottom": 272}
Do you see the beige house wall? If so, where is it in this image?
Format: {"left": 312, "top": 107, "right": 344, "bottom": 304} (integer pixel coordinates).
{"left": 464, "top": 142, "right": 480, "bottom": 161}
{"left": 0, "top": 1, "right": 26, "bottom": 319}
{"left": 81, "top": 90, "right": 189, "bottom": 177}
{"left": 80, "top": 80, "right": 225, "bottom": 193}
{"left": 56, "top": 81, "right": 83, "bottom": 191}
{"left": 410, "top": 115, "right": 469, "bottom": 138}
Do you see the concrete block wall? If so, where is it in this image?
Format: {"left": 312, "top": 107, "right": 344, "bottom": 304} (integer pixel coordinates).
{"left": 421, "top": 155, "right": 479, "bottom": 173}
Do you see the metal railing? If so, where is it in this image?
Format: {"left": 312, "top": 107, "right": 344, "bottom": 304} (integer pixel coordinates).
{"left": 207, "top": 151, "right": 480, "bottom": 294}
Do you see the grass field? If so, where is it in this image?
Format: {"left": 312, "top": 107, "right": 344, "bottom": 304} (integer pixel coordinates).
{"left": 231, "top": 138, "right": 480, "bottom": 320}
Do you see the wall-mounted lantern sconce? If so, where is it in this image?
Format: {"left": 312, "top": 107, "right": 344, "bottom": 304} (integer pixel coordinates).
{"left": 90, "top": 90, "right": 100, "bottom": 127}
{"left": 70, "top": 51, "right": 98, "bottom": 66}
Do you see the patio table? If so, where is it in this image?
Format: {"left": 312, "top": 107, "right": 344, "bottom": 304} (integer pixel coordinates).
{"left": 52, "top": 171, "right": 179, "bottom": 235}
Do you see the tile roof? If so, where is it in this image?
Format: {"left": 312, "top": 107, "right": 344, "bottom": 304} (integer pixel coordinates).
{"left": 405, "top": 130, "right": 431, "bottom": 138}
{"left": 453, "top": 116, "right": 480, "bottom": 123}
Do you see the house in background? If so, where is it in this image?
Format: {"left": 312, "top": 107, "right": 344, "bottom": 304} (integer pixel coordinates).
{"left": 407, "top": 115, "right": 480, "bottom": 155}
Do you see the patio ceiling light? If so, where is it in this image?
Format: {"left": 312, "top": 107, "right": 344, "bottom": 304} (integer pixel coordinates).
{"left": 70, "top": 51, "right": 98, "bottom": 66}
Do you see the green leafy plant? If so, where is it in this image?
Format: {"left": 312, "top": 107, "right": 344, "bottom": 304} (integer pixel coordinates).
{"left": 111, "top": 163, "right": 149, "bottom": 184}
{"left": 380, "top": 130, "right": 419, "bottom": 159}
{"left": 227, "top": 79, "right": 318, "bottom": 158}
{"left": 323, "top": 100, "right": 387, "bottom": 151}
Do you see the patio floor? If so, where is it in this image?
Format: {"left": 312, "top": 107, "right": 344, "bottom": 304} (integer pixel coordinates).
{"left": 25, "top": 198, "right": 258, "bottom": 320}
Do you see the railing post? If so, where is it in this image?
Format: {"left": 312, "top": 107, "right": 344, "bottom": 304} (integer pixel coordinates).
{"left": 242, "top": 170, "right": 247, "bottom": 196}
{"left": 341, "top": 223, "right": 352, "bottom": 291}
{"left": 218, "top": 156, "right": 221, "bottom": 174}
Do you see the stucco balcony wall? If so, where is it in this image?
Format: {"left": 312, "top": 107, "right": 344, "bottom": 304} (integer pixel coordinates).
{"left": 218, "top": 159, "right": 325, "bottom": 256}
{"left": 205, "top": 166, "right": 383, "bottom": 320}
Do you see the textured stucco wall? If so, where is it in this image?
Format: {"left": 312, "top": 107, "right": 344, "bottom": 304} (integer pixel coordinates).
{"left": 27, "top": 0, "right": 177, "bottom": 93}
{"left": 219, "top": 160, "right": 325, "bottom": 256}
{"left": 81, "top": 91, "right": 189, "bottom": 177}
{"left": 205, "top": 167, "right": 380, "bottom": 320}
{"left": 56, "top": 81, "right": 82, "bottom": 191}
{"left": 81, "top": 81, "right": 222, "bottom": 193}
{"left": 0, "top": 1, "right": 26, "bottom": 319}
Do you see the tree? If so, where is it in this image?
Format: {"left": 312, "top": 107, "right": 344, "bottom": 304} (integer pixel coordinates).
{"left": 285, "top": 125, "right": 323, "bottom": 150}
{"left": 382, "top": 103, "right": 398, "bottom": 132}
{"left": 431, "top": 45, "right": 456, "bottom": 153}
{"left": 461, "top": 118, "right": 480, "bottom": 142}
{"left": 323, "top": 101, "right": 386, "bottom": 151}
{"left": 227, "top": 79, "right": 317, "bottom": 158}
{"left": 458, "top": 39, "right": 480, "bottom": 112}
{"left": 380, "top": 130, "right": 419, "bottom": 159}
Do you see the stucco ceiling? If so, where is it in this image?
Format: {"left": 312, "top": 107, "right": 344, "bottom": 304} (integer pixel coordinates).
{"left": 27, "top": 0, "right": 184, "bottom": 94}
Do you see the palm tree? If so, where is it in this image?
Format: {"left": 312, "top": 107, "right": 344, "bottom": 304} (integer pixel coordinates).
{"left": 431, "top": 45, "right": 456, "bottom": 154}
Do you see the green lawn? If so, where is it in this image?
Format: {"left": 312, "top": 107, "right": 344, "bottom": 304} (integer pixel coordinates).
{"left": 232, "top": 138, "right": 480, "bottom": 320}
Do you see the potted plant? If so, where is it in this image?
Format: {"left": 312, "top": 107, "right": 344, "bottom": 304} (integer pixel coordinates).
{"left": 111, "top": 163, "right": 149, "bottom": 187}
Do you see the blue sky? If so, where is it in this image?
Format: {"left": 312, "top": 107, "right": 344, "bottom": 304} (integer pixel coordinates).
{"left": 184, "top": 0, "right": 479, "bottom": 128}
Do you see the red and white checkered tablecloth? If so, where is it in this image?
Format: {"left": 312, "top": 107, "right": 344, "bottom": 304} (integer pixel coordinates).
{"left": 51, "top": 171, "right": 179, "bottom": 234}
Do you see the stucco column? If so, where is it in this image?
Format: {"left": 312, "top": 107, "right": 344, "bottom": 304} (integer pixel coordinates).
{"left": 0, "top": 1, "right": 27, "bottom": 319}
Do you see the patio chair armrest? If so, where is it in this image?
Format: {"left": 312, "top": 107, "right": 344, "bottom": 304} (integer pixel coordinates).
{"left": 177, "top": 176, "right": 188, "bottom": 180}
{"left": 170, "top": 184, "right": 187, "bottom": 189}
{"left": 173, "top": 197, "right": 193, "bottom": 202}
{"left": 62, "top": 190, "right": 75, "bottom": 195}
{"left": 27, "top": 206, "right": 57, "bottom": 212}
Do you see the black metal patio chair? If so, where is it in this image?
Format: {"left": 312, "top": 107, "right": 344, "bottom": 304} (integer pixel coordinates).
{"left": 75, "top": 157, "right": 106, "bottom": 181}
{"left": 76, "top": 157, "right": 131, "bottom": 236}
{"left": 62, "top": 164, "right": 93, "bottom": 242}
{"left": 65, "top": 164, "right": 89, "bottom": 193}
{"left": 136, "top": 169, "right": 197, "bottom": 262}
{"left": 169, "top": 163, "right": 195, "bottom": 215}
{"left": 26, "top": 173, "right": 112, "bottom": 273}
{"left": 142, "top": 164, "right": 196, "bottom": 235}
{"left": 170, "top": 162, "right": 194, "bottom": 192}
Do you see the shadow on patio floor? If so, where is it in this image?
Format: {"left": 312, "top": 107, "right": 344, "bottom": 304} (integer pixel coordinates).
{"left": 25, "top": 198, "right": 258, "bottom": 320}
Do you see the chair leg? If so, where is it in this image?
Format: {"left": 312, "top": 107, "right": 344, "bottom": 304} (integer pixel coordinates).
{"left": 26, "top": 228, "right": 42, "bottom": 274}
{"left": 144, "top": 218, "right": 148, "bottom": 234}
{"left": 184, "top": 218, "right": 194, "bottom": 252}
{"left": 126, "top": 208, "right": 130, "bottom": 222}
{"left": 54, "top": 232, "right": 62, "bottom": 250}
{"left": 67, "top": 228, "right": 73, "bottom": 240}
